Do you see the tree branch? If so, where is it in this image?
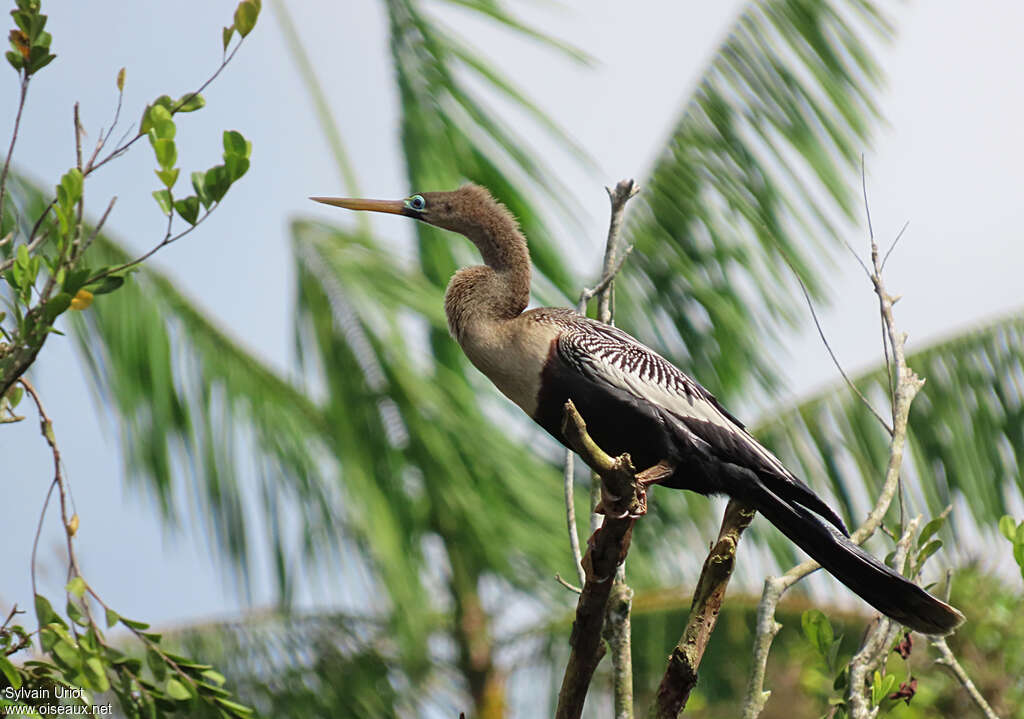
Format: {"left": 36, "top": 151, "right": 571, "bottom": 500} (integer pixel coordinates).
{"left": 0, "top": 77, "right": 29, "bottom": 228}
{"left": 560, "top": 181, "right": 641, "bottom": 718}
{"left": 654, "top": 498, "right": 755, "bottom": 717}
{"left": 930, "top": 638, "right": 1001, "bottom": 719}
{"left": 556, "top": 400, "right": 649, "bottom": 719}
{"left": 846, "top": 515, "right": 921, "bottom": 719}
{"left": 742, "top": 187, "right": 926, "bottom": 719}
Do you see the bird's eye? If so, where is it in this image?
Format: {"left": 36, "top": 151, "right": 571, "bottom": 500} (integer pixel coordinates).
{"left": 406, "top": 194, "right": 426, "bottom": 211}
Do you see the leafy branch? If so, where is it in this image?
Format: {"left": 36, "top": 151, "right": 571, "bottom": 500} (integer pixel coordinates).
{"left": 0, "top": 0, "right": 259, "bottom": 397}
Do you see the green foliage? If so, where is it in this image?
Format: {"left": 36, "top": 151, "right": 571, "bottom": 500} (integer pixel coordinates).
{"left": 0, "top": 0, "right": 256, "bottom": 397}
{"left": 5, "top": 0, "right": 54, "bottom": 76}
{"left": 617, "top": 0, "right": 893, "bottom": 401}
{"left": 0, "top": 590, "right": 253, "bottom": 718}
{"left": 999, "top": 514, "right": 1024, "bottom": 582}
{"left": 1, "top": 2, "right": 264, "bottom": 718}
{"left": 756, "top": 310, "right": 1024, "bottom": 565}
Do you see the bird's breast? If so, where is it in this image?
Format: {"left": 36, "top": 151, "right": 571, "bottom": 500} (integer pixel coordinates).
{"left": 456, "top": 318, "right": 560, "bottom": 416}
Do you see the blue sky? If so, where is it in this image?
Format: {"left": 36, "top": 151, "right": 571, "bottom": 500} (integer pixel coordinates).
{"left": 3, "top": 1, "right": 1023, "bottom": 629}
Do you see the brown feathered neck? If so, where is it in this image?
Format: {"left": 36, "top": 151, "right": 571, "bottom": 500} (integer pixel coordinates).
{"left": 429, "top": 185, "right": 531, "bottom": 341}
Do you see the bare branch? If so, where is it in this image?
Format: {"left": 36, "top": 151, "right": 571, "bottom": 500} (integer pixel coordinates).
{"left": 742, "top": 182, "right": 926, "bottom": 719}
{"left": 556, "top": 400, "right": 646, "bottom": 719}
{"left": 563, "top": 181, "right": 639, "bottom": 600}
{"left": 846, "top": 515, "right": 921, "bottom": 719}
{"left": 87, "top": 38, "right": 246, "bottom": 176}
{"left": 793, "top": 267, "right": 892, "bottom": 434}
{"left": 0, "top": 77, "right": 29, "bottom": 229}
{"left": 880, "top": 220, "right": 909, "bottom": 272}
{"left": 654, "top": 498, "right": 755, "bottom": 717}
{"left": 931, "top": 638, "right": 1002, "bottom": 719}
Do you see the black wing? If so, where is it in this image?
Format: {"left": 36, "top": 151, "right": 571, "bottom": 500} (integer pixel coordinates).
{"left": 556, "top": 318, "right": 848, "bottom": 534}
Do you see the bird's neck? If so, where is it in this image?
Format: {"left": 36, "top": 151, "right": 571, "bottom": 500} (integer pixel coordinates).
{"left": 444, "top": 225, "right": 531, "bottom": 342}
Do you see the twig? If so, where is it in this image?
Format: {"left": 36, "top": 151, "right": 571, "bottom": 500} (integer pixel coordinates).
{"left": 792, "top": 262, "right": 892, "bottom": 434}
{"left": 563, "top": 453, "right": 586, "bottom": 589}
{"left": 654, "top": 498, "right": 755, "bottom": 717}
{"left": 880, "top": 220, "right": 909, "bottom": 272}
{"left": 85, "top": 76, "right": 126, "bottom": 174}
{"left": 0, "top": 77, "right": 29, "bottom": 228}
{"left": 555, "top": 574, "right": 582, "bottom": 595}
{"left": 603, "top": 581, "right": 635, "bottom": 719}
{"left": 741, "top": 182, "right": 925, "bottom": 719}
{"left": 87, "top": 39, "right": 247, "bottom": 176}
{"left": 569, "top": 180, "right": 641, "bottom": 719}
{"left": 931, "top": 638, "right": 1001, "bottom": 719}
{"left": 563, "top": 180, "right": 639, "bottom": 586}
{"left": 87, "top": 205, "right": 212, "bottom": 283}
{"left": 846, "top": 516, "right": 921, "bottom": 719}
{"left": 21, "top": 379, "right": 81, "bottom": 599}
{"left": 555, "top": 400, "right": 647, "bottom": 719}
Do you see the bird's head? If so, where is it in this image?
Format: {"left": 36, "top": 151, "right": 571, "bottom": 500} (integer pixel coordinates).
{"left": 311, "top": 184, "right": 517, "bottom": 240}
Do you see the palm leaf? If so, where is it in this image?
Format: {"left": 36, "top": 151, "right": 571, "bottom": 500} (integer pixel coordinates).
{"left": 757, "top": 308, "right": 1024, "bottom": 538}
{"left": 618, "top": 0, "right": 893, "bottom": 400}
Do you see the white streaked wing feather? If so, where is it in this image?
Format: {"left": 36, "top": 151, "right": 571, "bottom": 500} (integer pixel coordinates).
{"left": 557, "top": 321, "right": 792, "bottom": 478}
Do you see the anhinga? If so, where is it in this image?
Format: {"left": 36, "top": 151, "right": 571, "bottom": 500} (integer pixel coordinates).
{"left": 312, "top": 184, "right": 964, "bottom": 635}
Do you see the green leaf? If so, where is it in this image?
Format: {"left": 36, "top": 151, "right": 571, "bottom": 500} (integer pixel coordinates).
{"left": 34, "top": 594, "right": 64, "bottom": 629}
{"left": 66, "top": 599, "right": 86, "bottom": 626}
{"left": 116, "top": 66, "right": 125, "bottom": 91}
{"left": 801, "top": 609, "right": 834, "bottom": 659}
{"left": 59, "top": 168, "right": 83, "bottom": 208}
{"left": 234, "top": 1, "right": 259, "bottom": 37}
{"left": 52, "top": 639, "right": 81, "bottom": 671}
{"left": 119, "top": 617, "right": 150, "bottom": 630}
{"left": 151, "top": 138, "right": 177, "bottom": 170}
{"left": 871, "top": 670, "right": 897, "bottom": 706}
{"left": 999, "top": 515, "right": 1017, "bottom": 542}
{"left": 104, "top": 608, "right": 119, "bottom": 628}
{"left": 5, "top": 50, "right": 24, "bottom": 71}
{"left": 147, "top": 648, "right": 166, "bottom": 682}
{"left": 83, "top": 656, "right": 109, "bottom": 693}
{"left": 62, "top": 267, "right": 92, "bottom": 295}
{"left": 191, "top": 170, "right": 211, "bottom": 209}
{"left": 200, "top": 669, "right": 225, "bottom": 686}
{"left": 918, "top": 514, "right": 948, "bottom": 547}
{"left": 222, "top": 130, "right": 250, "bottom": 159}
{"left": 222, "top": 25, "right": 235, "bottom": 51}
{"left": 26, "top": 47, "right": 55, "bottom": 74}
{"left": 175, "top": 92, "right": 205, "bottom": 113}
{"left": 88, "top": 275, "right": 125, "bottom": 296}
{"left": 65, "top": 576, "right": 86, "bottom": 599}
{"left": 203, "top": 165, "right": 230, "bottom": 204}
{"left": 156, "top": 168, "right": 180, "bottom": 189}
{"left": 152, "top": 189, "right": 172, "bottom": 216}
{"left": 916, "top": 539, "right": 943, "bottom": 566}
{"left": 5, "top": 385, "right": 24, "bottom": 409}
{"left": 214, "top": 697, "right": 254, "bottom": 716}
{"left": 0, "top": 655, "right": 21, "bottom": 690}
{"left": 165, "top": 677, "right": 191, "bottom": 701}
{"left": 43, "top": 292, "right": 71, "bottom": 323}
{"left": 174, "top": 196, "right": 200, "bottom": 226}
{"left": 225, "top": 155, "right": 249, "bottom": 182}
{"left": 143, "top": 102, "right": 175, "bottom": 138}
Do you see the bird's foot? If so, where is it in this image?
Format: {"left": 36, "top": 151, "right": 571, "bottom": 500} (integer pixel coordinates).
{"left": 637, "top": 459, "right": 675, "bottom": 488}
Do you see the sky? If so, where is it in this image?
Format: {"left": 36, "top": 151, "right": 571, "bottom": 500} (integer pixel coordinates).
{"left": 2, "top": 0, "right": 1023, "bottom": 631}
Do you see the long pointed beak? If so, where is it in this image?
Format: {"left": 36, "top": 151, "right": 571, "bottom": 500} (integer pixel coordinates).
{"left": 309, "top": 196, "right": 406, "bottom": 215}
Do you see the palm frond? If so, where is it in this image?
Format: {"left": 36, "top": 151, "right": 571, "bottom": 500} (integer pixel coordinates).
{"left": 619, "top": 0, "right": 893, "bottom": 400}
{"left": 757, "top": 309, "right": 1024, "bottom": 535}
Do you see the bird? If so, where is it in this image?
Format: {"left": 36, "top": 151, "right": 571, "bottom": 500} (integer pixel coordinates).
{"left": 311, "top": 184, "right": 965, "bottom": 635}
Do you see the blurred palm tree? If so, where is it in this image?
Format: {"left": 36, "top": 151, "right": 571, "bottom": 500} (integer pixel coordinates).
{"left": 17, "top": 0, "right": 1020, "bottom": 715}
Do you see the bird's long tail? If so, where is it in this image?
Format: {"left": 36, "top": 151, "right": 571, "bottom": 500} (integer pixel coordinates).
{"left": 735, "top": 475, "right": 965, "bottom": 635}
